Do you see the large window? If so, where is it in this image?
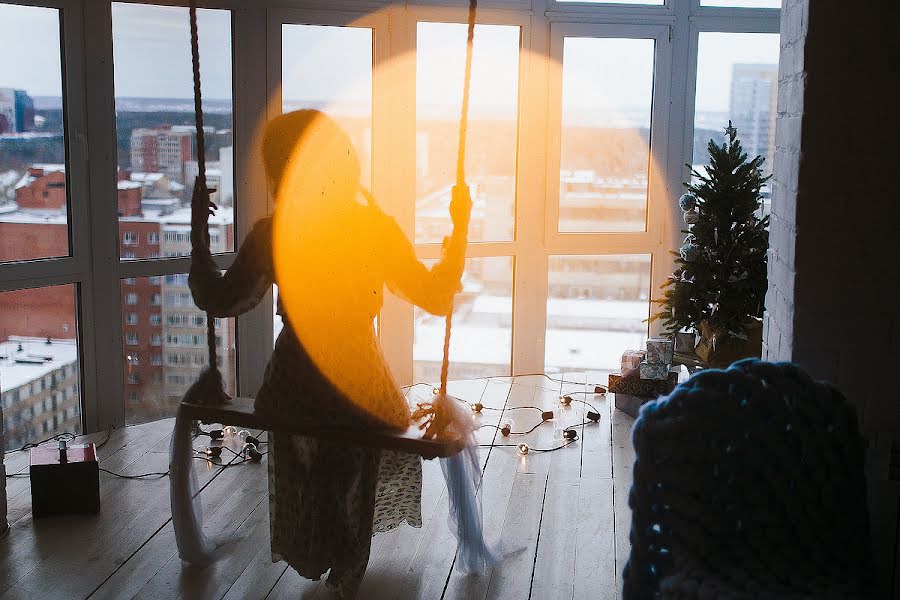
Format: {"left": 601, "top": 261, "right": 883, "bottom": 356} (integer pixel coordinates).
{"left": 0, "top": 285, "right": 81, "bottom": 450}
{"left": 120, "top": 275, "right": 235, "bottom": 425}
{"left": 0, "top": 4, "right": 69, "bottom": 264}
{"left": 694, "top": 32, "right": 780, "bottom": 181}
{"left": 112, "top": 2, "right": 234, "bottom": 260}
{"left": 558, "top": 37, "right": 655, "bottom": 234}
{"left": 415, "top": 22, "right": 520, "bottom": 244}
{"left": 0, "top": 1, "right": 780, "bottom": 439}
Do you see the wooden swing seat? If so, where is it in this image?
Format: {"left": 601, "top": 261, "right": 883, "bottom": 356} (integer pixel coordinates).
{"left": 181, "top": 397, "right": 466, "bottom": 459}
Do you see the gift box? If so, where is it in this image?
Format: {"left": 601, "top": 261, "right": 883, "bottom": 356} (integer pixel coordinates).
{"left": 674, "top": 331, "right": 697, "bottom": 354}
{"left": 694, "top": 319, "right": 763, "bottom": 368}
{"left": 608, "top": 369, "right": 678, "bottom": 398}
{"left": 645, "top": 337, "right": 675, "bottom": 365}
{"left": 614, "top": 393, "right": 655, "bottom": 419}
{"left": 639, "top": 360, "right": 669, "bottom": 381}
{"left": 619, "top": 350, "right": 646, "bottom": 375}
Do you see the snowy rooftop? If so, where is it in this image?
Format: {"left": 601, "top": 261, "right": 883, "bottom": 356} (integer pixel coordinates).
{"left": 413, "top": 322, "right": 646, "bottom": 371}
{"left": 0, "top": 204, "right": 68, "bottom": 225}
{"left": 471, "top": 295, "right": 649, "bottom": 321}
{"left": 0, "top": 336, "right": 78, "bottom": 393}
{"left": 14, "top": 164, "right": 66, "bottom": 190}
{"left": 130, "top": 172, "right": 166, "bottom": 183}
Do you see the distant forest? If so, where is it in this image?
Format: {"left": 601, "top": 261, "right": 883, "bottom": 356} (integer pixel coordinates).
{"left": 0, "top": 108, "right": 233, "bottom": 172}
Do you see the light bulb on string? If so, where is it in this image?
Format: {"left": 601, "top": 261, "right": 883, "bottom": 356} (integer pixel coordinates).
{"left": 243, "top": 442, "right": 263, "bottom": 462}
{"left": 500, "top": 420, "right": 514, "bottom": 437}
{"left": 238, "top": 430, "right": 251, "bottom": 442}
{"left": 223, "top": 425, "right": 237, "bottom": 438}
{"left": 517, "top": 443, "right": 530, "bottom": 456}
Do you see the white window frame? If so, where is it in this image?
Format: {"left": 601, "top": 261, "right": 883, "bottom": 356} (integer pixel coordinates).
{"left": 0, "top": 0, "right": 780, "bottom": 437}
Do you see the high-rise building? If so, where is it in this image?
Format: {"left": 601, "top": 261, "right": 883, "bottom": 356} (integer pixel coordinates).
{"left": 729, "top": 63, "right": 778, "bottom": 175}
{"left": 129, "top": 126, "right": 195, "bottom": 184}
{"left": 0, "top": 88, "right": 35, "bottom": 135}
{"left": 0, "top": 337, "right": 80, "bottom": 451}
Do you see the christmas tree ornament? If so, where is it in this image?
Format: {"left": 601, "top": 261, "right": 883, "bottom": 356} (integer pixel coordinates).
{"left": 684, "top": 209, "right": 700, "bottom": 224}
{"left": 680, "top": 243, "right": 701, "bottom": 262}
{"left": 678, "top": 193, "right": 698, "bottom": 211}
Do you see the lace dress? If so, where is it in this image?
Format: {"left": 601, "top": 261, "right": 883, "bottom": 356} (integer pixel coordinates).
{"left": 189, "top": 200, "right": 465, "bottom": 598}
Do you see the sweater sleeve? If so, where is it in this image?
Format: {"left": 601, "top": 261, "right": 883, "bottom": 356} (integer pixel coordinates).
{"left": 189, "top": 217, "right": 275, "bottom": 318}
{"left": 377, "top": 209, "right": 466, "bottom": 317}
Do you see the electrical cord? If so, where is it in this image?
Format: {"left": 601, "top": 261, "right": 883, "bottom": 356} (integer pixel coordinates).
{"left": 560, "top": 395, "right": 601, "bottom": 416}
{"left": 4, "top": 431, "right": 76, "bottom": 454}
{"left": 479, "top": 438, "right": 579, "bottom": 454}
{"left": 479, "top": 421, "right": 545, "bottom": 436}
{"left": 472, "top": 405, "right": 544, "bottom": 412}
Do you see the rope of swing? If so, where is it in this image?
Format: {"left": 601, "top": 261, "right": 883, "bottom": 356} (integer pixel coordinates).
{"left": 188, "top": 1, "right": 219, "bottom": 376}
{"left": 188, "top": 0, "right": 475, "bottom": 397}
{"left": 439, "top": 0, "right": 478, "bottom": 397}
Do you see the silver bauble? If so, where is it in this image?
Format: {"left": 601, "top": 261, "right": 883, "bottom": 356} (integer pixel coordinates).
{"left": 683, "top": 209, "right": 700, "bottom": 224}
{"left": 680, "top": 242, "right": 701, "bottom": 262}
{"left": 678, "top": 193, "right": 698, "bottom": 211}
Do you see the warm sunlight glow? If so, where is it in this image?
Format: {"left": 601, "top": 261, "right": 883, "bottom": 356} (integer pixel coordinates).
{"left": 268, "top": 11, "right": 667, "bottom": 411}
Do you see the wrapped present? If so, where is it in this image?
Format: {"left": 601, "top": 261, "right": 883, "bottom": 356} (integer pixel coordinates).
{"left": 674, "top": 331, "right": 697, "bottom": 353}
{"left": 620, "top": 350, "right": 646, "bottom": 375}
{"left": 645, "top": 337, "right": 675, "bottom": 365}
{"left": 614, "top": 393, "right": 654, "bottom": 419}
{"left": 695, "top": 318, "right": 763, "bottom": 368}
{"left": 608, "top": 369, "right": 678, "bottom": 398}
{"left": 639, "top": 360, "right": 669, "bottom": 381}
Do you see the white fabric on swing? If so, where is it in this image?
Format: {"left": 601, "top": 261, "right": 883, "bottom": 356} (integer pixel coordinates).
{"left": 433, "top": 393, "right": 502, "bottom": 573}
{"left": 170, "top": 405, "right": 234, "bottom": 564}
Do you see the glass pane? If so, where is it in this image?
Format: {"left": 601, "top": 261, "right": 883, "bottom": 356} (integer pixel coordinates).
{"left": 122, "top": 274, "right": 236, "bottom": 425}
{"left": 0, "top": 5, "right": 70, "bottom": 263}
{"left": 701, "top": 1, "right": 780, "bottom": 7}
{"left": 694, "top": 32, "right": 779, "bottom": 205}
{"left": 282, "top": 24, "right": 373, "bottom": 190}
{"left": 545, "top": 255, "right": 650, "bottom": 374}
{"left": 559, "top": 37, "right": 655, "bottom": 233}
{"left": 557, "top": 0, "right": 662, "bottom": 4}
{"left": 0, "top": 284, "right": 81, "bottom": 451}
{"left": 416, "top": 23, "right": 520, "bottom": 244}
{"left": 112, "top": 3, "right": 234, "bottom": 260}
{"left": 414, "top": 256, "right": 512, "bottom": 382}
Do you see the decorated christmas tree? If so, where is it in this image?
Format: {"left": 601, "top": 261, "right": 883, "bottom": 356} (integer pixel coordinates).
{"left": 651, "top": 122, "right": 769, "bottom": 365}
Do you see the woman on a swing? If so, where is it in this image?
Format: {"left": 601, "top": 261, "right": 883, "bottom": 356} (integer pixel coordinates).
{"left": 188, "top": 109, "right": 470, "bottom": 597}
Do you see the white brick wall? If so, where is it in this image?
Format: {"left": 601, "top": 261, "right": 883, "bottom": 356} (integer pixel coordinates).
{"left": 766, "top": 0, "right": 898, "bottom": 433}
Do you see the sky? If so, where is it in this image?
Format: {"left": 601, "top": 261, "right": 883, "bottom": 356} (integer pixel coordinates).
{"left": 1, "top": 3, "right": 778, "bottom": 113}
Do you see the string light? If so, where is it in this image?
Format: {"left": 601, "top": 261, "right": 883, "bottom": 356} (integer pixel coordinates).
{"left": 243, "top": 442, "right": 263, "bottom": 462}
{"left": 517, "top": 443, "right": 529, "bottom": 456}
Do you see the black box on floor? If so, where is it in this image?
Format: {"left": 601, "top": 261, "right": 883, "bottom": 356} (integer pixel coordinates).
{"left": 30, "top": 443, "right": 100, "bottom": 518}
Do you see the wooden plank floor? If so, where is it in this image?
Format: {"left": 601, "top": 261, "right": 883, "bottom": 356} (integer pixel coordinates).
{"left": 1, "top": 374, "right": 636, "bottom": 600}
